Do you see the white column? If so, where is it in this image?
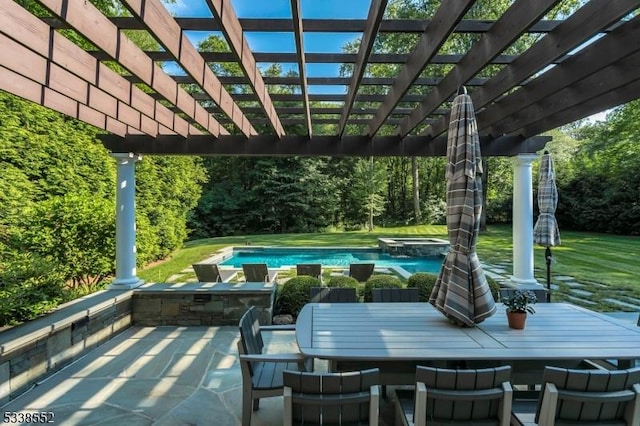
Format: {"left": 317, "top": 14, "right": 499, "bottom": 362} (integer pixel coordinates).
{"left": 109, "top": 153, "right": 144, "bottom": 289}
{"left": 509, "top": 153, "right": 541, "bottom": 288}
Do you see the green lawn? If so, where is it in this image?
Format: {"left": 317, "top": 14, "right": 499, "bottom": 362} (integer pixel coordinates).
{"left": 138, "top": 224, "right": 640, "bottom": 310}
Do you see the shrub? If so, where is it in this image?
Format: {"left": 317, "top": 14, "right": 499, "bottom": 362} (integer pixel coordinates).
{"left": 407, "top": 272, "right": 438, "bottom": 302}
{"left": 363, "top": 275, "right": 403, "bottom": 302}
{"left": 326, "top": 275, "right": 359, "bottom": 288}
{"left": 275, "top": 276, "right": 320, "bottom": 318}
{"left": 486, "top": 276, "right": 501, "bottom": 302}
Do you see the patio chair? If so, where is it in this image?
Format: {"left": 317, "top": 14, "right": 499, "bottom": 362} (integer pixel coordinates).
{"left": 242, "top": 263, "right": 278, "bottom": 283}
{"left": 395, "top": 365, "right": 513, "bottom": 426}
{"left": 310, "top": 286, "right": 357, "bottom": 303}
{"left": 345, "top": 263, "right": 375, "bottom": 282}
{"left": 372, "top": 287, "right": 419, "bottom": 303}
{"left": 237, "top": 306, "right": 313, "bottom": 426}
{"left": 511, "top": 366, "right": 640, "bottom": 426}
{"left": 191, "top": 262, "right": 237, "bottom": 283}
{"left": 283, "top": 368, "right": 380, "bottom": 426}
{"left": 297, "top": 263, "right": 322, "bottom": 280}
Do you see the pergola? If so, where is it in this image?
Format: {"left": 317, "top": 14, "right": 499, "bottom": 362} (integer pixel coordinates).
{"left": 1, "top": 0, "right": 640, "bottom": 287}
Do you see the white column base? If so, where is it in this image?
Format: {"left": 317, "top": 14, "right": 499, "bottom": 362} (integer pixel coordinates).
{"left": 507, "top": 276, "right": 542, "bottom": 288}
{"left": 108, "top": 277, "right": 145, "bottom": 289}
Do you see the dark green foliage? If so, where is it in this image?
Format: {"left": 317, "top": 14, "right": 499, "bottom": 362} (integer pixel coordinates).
{"left": 407, "top": 272, "right": 439, "bottom": 302}
{"left": 0, "top": 252, "right": 66, "bottom": 326}
{"left": 363, "top": 275, "right": 403, "bottom": 302}
{"left": 326, "top": 275, "right": 359, "bottom": 288}
{"left": 486, "top": 276, "right": 501, "bottom": 302}
{"left": 275, "top": 276, "right": 321, "bottom": 317}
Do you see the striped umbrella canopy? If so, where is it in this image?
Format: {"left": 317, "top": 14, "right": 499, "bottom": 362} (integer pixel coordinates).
{"left": 429, "top": 90, "right": 496, "bottom": 327}
{"left": 533, "top": 152, "right": 561, "bottom": 248}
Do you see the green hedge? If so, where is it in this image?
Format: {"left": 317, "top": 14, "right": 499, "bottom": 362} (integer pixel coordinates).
{"left": 363, "top": 275, "right": 403, "bottom": 302}
{"left": 407, "top": 272, "right": 438, "bottom": 302}
{"left": 326, "top": 275, "right": 359, "bottom": 288}
{"left": 275, "top": 276, "right": 320, "bottom": 318}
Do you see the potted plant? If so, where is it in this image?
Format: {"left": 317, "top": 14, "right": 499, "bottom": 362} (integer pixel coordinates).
{"left": 502, "top": 289, "right": 537, "bottom": 329}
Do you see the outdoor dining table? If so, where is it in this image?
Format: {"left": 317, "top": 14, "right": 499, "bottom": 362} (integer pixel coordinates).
{"left": 296, "top": 302, "right": 640, "bottom": 369}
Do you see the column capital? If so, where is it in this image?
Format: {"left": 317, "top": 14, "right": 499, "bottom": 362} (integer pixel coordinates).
{"left": 110, "top": 152, "right": 142, "bottom": 162}
{"left": 512, "top": 153, "right": 538, "bottom": 166}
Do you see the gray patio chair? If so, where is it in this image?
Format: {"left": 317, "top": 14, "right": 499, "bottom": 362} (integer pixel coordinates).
{"left": 242, "top": 263, "right": 278, "bottom": 283}
{"left": 310, "top": 286, "right": 357, "bottom": 303}
{"left": 283, "top": 368, "right": 380, "bottom": 426}
{"left": 191, "top": 262, "right": 237, "bottom": 282}
{"left": 237, "top": 306, "right": 313, "bottom": 426}
{"left": 297, "top": 263, "right": 322, "bottom": 280}
{"left": 395, "top": 365, "right": 513, "bottom": 426}
{"left": 345, "top": 263, "right": 375, "bottom": 282}
{"left": 372, "top": 287, "right": 419, "bottom": 303}
{"left": 511, "top": 366, "right": 640, "bottom": 426}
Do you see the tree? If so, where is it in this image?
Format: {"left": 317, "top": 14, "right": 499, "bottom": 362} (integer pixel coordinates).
{"left": 353, "top": 157, "right": 387, "bottom": 231}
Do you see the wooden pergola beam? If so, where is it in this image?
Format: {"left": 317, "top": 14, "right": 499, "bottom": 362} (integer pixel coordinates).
{"left": 0, "top": 2, "right": 189, "bottom": 137}
{"left": 479, "top": 15, "right": 640, "bottom": 136}
{"left": 203, "top": 0, "right": 283, "bottom": 136}
{"left": 290, "top": 0, "right": 312, "bottom": 137}
{"left": 34, "top": 0, "right": 227, "bottom": 137}
{"left": 427, "top": 0, "right": 640, "bottom": 138}
{"left": 337, "top": 0, "right": 387, "bottom": 137}
{"left": 400, "top": 0, "right": 561, "bottom": 138}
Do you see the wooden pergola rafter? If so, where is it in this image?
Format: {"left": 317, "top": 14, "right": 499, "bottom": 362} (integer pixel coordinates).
{"left": 1, "top": 0, "right": 639, "bottom": 156}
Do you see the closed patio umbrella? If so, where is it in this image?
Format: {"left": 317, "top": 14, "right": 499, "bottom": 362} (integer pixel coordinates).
{"left": 429, "top": 88, "right": 496, "bottom": 327}
{"left": 533, "top": 151, "right": 561, "bottom": 301}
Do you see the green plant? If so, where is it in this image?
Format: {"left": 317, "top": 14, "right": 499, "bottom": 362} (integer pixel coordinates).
{"left": 502, "top": 289, "right": 537, "bottom": 314}
{"left": 486, "top": 276, "right": 501, "bottom": 302}
{"left": 326, "top": 275, "right": 359, "bottom": 288}
{"left": 407, "top": 272, "right": 439, "bottom": 302}
{"left": 363, "top": 275, "right": 402, "bottom": 302}
{"left": 275, "top": 276, "right": 320, "bottom": 318}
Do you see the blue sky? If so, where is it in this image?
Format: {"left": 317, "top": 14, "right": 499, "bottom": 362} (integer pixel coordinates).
{"left": 164, "top": 0, "right": 372, "bottom": 93}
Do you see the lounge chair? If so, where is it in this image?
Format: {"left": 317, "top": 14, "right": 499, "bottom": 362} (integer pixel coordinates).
{"left": 237, "top": 306, "right": 312, "bottom": 426}
{"left": 310, "top": 286, "right": 357, "bottom": 303}
{"left": 345, "top": 263, "right": 375, "bottom": 282}
{"left": 372, "top": 287, "right": 419, "bottom": 303}
{"left": 283, "top": 368, "right": 380, "bottom": 426}
{"left": 512, "top": 366, "right": 640, "bottom": 426}
{"left": 296, "top": 263, "right": 322, "bottom": 280}
{"left": 395, "top": 365, "right": 513, "bottom": 426}
{"left": 192, "top": 262, "right": 237, "bottom": 283}
{"left": 242, "top": 263, "right": 278, "bottom": 283}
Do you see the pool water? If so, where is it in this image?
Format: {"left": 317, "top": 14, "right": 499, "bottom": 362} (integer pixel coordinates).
{"left": 218, "top": 248, "right": 443, "bottom": 274}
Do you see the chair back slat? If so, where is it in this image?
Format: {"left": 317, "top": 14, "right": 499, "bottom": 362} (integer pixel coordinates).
{"left": 416, "top": 365, "right": 511, "bottom": 422}
{"left": 538, "top": 366, "right": 640, "bottom": 424}
{"left": 310, "top": 287, "right": 357, "bottom": 303}
{"left": 243, "top": 263, "right": 269, "bottom": 282}
{"left": 192, "top": 263, "right": 221, "bottom": 282}
{"left": 284, "top": 368, "right": 379, "bottom": 425}
{"left": 238, "top": 307, "right": 264, "bottom": 376}
{"left": 297, "top": 263, "right": 322, "bottom": 278}
{"left": 349, "top": 263, "right": 375, "bottom": 282}
{"left": 372, "top": 288, "right": 419, "bottom": 303}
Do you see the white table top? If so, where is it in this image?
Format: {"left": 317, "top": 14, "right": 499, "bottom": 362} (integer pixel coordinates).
{"left": 295, "top": 302, "right": 640, "bottom": 361}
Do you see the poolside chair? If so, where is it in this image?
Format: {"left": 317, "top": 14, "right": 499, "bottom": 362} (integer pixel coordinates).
{"left": 237, "top": 306, "right": 313, "bottom": 426}
{"left": 242, "top": 263, "right": 278, "bottom": 283}
{"left": 511, "top": 366, "right": 640, "bottom": 426}
{"left": 372, "top": 287, "right": 419, "bottom": 303}
{"left": 395, "top": 365, "right": 513, "bottom": 426}
{"left": 310, "top": 286, "right": 357, "bottom": 303}
{"left": 297, "top": 263, "right": 322, "bottom": 280}
{"left": 191, "top": 262, "right": 237, "bottom": 283}
{"left": 283, "top": 368, "right": 380, "bottom": 426}
{"left": 345, "top": 263, "right": 375, "bottom": 282}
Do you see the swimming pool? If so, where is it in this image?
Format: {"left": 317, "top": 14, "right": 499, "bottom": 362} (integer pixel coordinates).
{"left": 218, "top": 247, "right": 443, "bottom": 275}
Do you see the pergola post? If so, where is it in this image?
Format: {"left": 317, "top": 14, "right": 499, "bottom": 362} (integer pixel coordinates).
{"left": 509, "top": 153, "right": 542, "bottom": 288}
{"left": 109, "top": 153, "right": 144, "bottom": 290}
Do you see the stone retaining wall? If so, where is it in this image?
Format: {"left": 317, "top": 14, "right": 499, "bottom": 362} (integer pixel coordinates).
{"left": 0, "top": 290, "right": 133, "bottom": 404}
{"left": 132, "top": 282, "right": 277, "bottom": 326}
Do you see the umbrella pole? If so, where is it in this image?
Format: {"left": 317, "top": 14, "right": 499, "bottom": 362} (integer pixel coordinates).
{"left": 545, "top": 246, "right": 552, "bottom": 302}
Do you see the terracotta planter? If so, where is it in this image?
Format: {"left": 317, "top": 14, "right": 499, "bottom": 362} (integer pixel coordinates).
{"left": 506, "top": 311, "right": 527, "bottom": 329}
